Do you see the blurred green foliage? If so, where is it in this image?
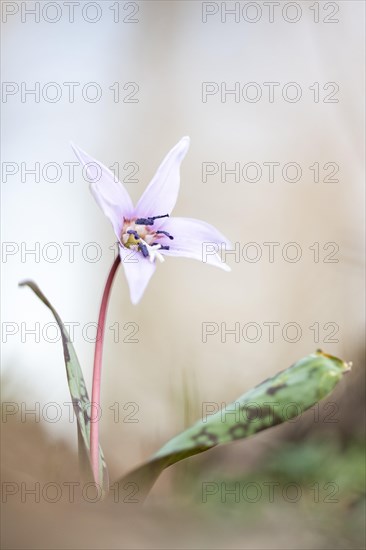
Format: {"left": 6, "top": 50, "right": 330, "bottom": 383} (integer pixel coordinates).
{"left": 173, "top": 437, "right": 365, "bottom": 549}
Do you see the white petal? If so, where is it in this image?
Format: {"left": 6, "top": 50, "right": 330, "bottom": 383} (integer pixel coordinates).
{"left": 162, "top": 247, "right": 231, "bottom": 271}
{"left": 134, "top": 137, "right": 190, "bottom": 218}
{"left": 71, "top": 143, "right": 134, "bottom": 237}
{"left": 119, "top": 246, "right": 156, "bottom": 304}
{"left": 158, "top": 217, "right": 232, "bottom": 271}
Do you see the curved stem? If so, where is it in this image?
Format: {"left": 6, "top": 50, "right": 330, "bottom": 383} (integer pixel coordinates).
{"left": 90, "top": 255, "right": 121, "bottom": 484}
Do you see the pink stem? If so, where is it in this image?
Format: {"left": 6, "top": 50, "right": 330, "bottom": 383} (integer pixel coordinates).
{"left": 90, "top": 255, "right": 121, "bottom": 484}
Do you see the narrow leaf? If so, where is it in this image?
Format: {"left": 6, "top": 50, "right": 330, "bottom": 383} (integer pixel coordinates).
{"left": 19, "top": 280, "right": 109, "bottom": 493}
{"left": 116, "top": 351, "right": 350, "bottom": 503}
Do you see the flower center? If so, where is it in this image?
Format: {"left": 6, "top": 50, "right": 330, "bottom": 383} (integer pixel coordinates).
{"left": 121, "top": 214, "right": 173, "bottom": 263}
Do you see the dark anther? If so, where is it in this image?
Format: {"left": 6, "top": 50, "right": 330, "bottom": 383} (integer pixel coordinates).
{"left": 153, "top": 243, "right": 170, "bottom": 250}
{"left": 139, "top": 243, "right": 149, "bottom": 257}
{"left": 135, "top": 218, "right": 154, "bottom": 225}
{"left": 127, "top": 230, "right": 140, "bottom": 239}
{"left": 156, "top": 230, "right": 174, "bottom": 240}
{"left": 135, "top": 214, "right": 169, "bottom": 226}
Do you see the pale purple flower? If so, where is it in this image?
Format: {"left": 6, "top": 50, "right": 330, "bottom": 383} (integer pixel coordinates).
{"left": 72, "top": 137, "right": 231, "bottom": 304}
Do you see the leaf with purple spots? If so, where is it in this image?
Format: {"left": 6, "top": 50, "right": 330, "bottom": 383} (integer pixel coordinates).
{"left": 116, "top": 351, "right": 350, "bottom": 503}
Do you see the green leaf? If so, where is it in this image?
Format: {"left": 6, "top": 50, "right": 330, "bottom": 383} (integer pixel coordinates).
{"left": 116, "top": 351, "right": 350, "bottom": 503}
{"left": 19, "top": 280, "right": 109, "bottom": 493}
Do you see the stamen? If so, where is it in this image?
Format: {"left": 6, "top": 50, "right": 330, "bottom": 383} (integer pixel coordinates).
{"left": 156, "top": 230, "right": 174, "bottom": 240}
{"left": 152, "top": 243, "right": 170, "bottom": 250}
{"left": 139, "top": 238, "right": 165, "bottom": 263}
{"left": 135, "top": 214, "right": 169, "bottom": 225}
{"left": 139, "top": 243, "right": 149, "bottom": 257}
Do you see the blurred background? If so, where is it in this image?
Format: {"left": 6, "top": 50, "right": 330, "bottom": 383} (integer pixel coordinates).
{"left": 1, "top": 1, "right": 365, "bottom": 548}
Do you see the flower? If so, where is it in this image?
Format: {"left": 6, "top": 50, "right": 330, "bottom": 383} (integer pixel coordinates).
{"left": 72, "top": 137, "right": 232, "bottom": 304}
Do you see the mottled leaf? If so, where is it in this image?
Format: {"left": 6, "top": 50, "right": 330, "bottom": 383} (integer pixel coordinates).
{"left": 116, "top": 351, "right": 350, "bottom": 503}
{"left": 19, "top": 280, "right": 109, "bottom": 493}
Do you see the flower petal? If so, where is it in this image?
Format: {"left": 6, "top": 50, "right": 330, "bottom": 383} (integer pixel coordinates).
{"left": 119, "top": 246, "right": 156, "bottom": 304}
{"left": 134, "top": 137, "right": 190, "bottom": 218}
{"left": 71, "top": 143, "right": 134, "bottom": 237}
{"left": 158, "top": 217, "right": 232, "bottom": 271}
